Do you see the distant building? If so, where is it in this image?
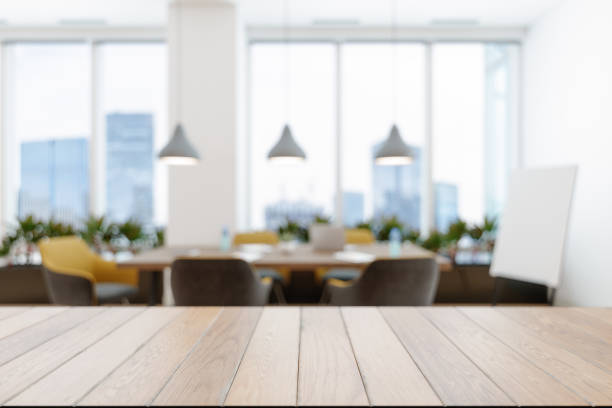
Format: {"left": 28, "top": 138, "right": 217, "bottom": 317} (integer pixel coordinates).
{"left": 264, "top": 200, "right": 323, "bottom": 230}
{"left": 342, "top": 191, "right": 364, "bottom": 227}
{"left": 106, "top": 113, "right": 154, "bottom": 225}
{"left": 19, "top": 138, "right": 89, "bottom": 225}
{"left": 435, "top": 182, "right": 459, "bottom": 232}
{"left": 371, "top": 142, "right": 421, "bottom": 230}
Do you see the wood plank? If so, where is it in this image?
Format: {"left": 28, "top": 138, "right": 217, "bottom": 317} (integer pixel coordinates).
{"left": 8, "top": 307, "right": 181, "bottom": 406}
{"left": 574, "top": 307, "right": 612, "bottom": 322}
{"left": 0, "top": 307, "right": 66, "bottom": 340}
{"left": 421, "top": 307, "right": 587, "bottom": 406}
{"left": 0, "top": 307, "right": 29, "bottom": 321}
{"left": 461, "top": 307, "right": 612, "bottom": 406}
{"left": 225, "top": 307, "right": 300, "bottom": 406}
{"left": 380, "top": 307, "right": 513, "bottom": 406}
{"left": 0, "top": 307, "right": 103, "bottom": 366}
{"left": 342, "top": 307, "right": 441, "bottom": 406}
{"left": 153, "top": 307, "right": 262, "bottom": 406}
{"left": 0, "top": 307, "right": 143, "bottom": 404}
{"left": 297, "top": 307, "right": 368, "bottom": 406}
{"left": 80, "top": 307, "right": 221, "bottom": 406}
{"left": 501, "top": 307, "right": 612, "bottom": 371}
{"left": 547, "top": 307, "right": 612, "bottom": 344}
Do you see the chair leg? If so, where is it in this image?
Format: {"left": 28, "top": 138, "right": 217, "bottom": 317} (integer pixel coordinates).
{"left": 273, "top": 281, "right": 287, "bottom": 304}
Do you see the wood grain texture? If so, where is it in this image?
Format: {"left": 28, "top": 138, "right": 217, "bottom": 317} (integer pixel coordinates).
{"left": 422, "top": 307, "right": 587, "bottom": 406}
{"left": 153, "top": 307, "right": 262, "bottom": 406}
{"left": 0, "top": 307, "right": 29, "bottom": 321}
{"left": 0, "top": 307, "right": 102, "bottom": 366}
{"left": 501, "top": 307, "right": 612, "bottom": 371}
{"left": 574, "top": 307, "right": 612, "bottom": 322}
{"left": 545, "top": 307, "right": 612, "bottom": 344}
{"left": 0, "top": 307, "right": 143, "bottom": 404}
{"left": 298, "top": 307, "right": 369, "bottom": 406}
{"left": 0, "top": 307, "right": 66, "bottom": 340}
{"left": 80, "top": 307, "right": 220, "bottom": 406}
{"left": 8, "top": 307, "right": 180, "bottom": 406}
{"left": 461, "top": 307, "right": 612, "bottom": 406}
{"left": 225, "top": 307, "right": 301, "bottom": 406}
{"left": 380, "top": 307, "right": 513, "bottom": 406}
{"left": 342, "top": 307, "right": 441, "bottom": 406}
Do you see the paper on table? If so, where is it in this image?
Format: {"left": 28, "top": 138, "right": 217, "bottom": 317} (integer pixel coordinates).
{"left": 333, "top": 251, "right": 376, "bottom": 264}
{"left": 232, "top": 252, "right": 262, "bottom": 263}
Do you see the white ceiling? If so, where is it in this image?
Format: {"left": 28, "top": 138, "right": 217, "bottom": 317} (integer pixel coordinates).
{"left": 0, "top": 0, "right": 563, "bottom": 27}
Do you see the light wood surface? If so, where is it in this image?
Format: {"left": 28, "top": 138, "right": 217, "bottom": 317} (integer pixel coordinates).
{"left": 153, "top": 307, "right": 262, "bottom": 406}
{"left": 225, "top": 307, "right": 300, "bottom": 406}
{"left": 0, "top": 307, "right": 142, "bottom": 404}
{"left": 298, "top": 307, "right": 368, "bottom": 406}
{"left": 0, "top": 306, "right": 610, "bottom": 407}
{"left": 380, "top": 307, "right": 513, "bottom": 406}
{"left": 118, "top": 242, "right": 452, "bottom": 272}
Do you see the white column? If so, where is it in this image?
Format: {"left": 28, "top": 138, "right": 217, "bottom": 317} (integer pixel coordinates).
{"left": 166, "top": 0, "right": 241, "bottom": 246}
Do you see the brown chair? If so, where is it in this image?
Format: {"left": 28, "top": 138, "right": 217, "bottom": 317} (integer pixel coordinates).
{"left": 170, "top": 258, "right": 272, "bottom": 306}
{"left": 321, "top": 258, "right": 439, "bottom": 306}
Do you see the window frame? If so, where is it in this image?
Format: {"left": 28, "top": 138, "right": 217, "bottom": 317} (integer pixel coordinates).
{"left": 0, "top": 28, "right": 166, "bottom": 233}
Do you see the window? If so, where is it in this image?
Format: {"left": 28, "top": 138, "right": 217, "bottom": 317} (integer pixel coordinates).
{"left": 432, "top": 43, "right": 517, "bottom": 230}
{"left": 97, "top": 43, "right": 167, "bottom": 226}
{"left": 341, "top": 43, "right": 426, "bottom": 229}
{"left": 249, "top": 43, "right": 336, "bottom": 229}
{"left": 2, "top": 41, "right": 167, "bottom": 228}
{"left": 4, "top": 43, "right": 91, "bottom": 225}
{"left": 247, "top": 40, "right": 518, "bottom": 234}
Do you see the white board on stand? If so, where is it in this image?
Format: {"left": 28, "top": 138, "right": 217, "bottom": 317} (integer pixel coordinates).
{"left": 490, "top": 166, "right": 577, "bottom": 288}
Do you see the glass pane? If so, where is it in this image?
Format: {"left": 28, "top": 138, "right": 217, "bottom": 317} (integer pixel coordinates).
{"left": 5, "top": 43, "right": 91, "bottom": 225}
{"left": 98, "top": 43, "right": 167, "bottom": 227}
{"left": 249, "top": 43, "right": 336, "bottom": 230}
{"left": 432, "top": 43, "right": 516, "bottom": 231}
{"left": 341, "top": 43, "right": 426, "bottom": 230}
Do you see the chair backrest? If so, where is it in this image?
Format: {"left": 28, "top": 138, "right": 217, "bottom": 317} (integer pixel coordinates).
{"left": 345, "top": 228, "right": 375, "bottom": 244}
{"left": 38, "top": 236, "right": 96, "bottom": 306}
{"left": 233, "top": 231, "right": 279, "bottom": 246}
{"left": 38, "top": 236, "right": 95, "bottom": 274}
{"left": 327, "top": 258, "right": 439, "bottom": 306}
{"left": 171, "top": 258, "right": 270, "bottom": 306}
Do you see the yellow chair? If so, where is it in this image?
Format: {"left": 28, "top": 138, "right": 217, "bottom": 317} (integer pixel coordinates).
{"left": 315, "top": 228, "right": 376, "bottom": 283}
{"left": 233, "top": 231, "right": 289, "bottom": 303}
{"left": 38, "top": 236, "right": 139, "bottom": 305}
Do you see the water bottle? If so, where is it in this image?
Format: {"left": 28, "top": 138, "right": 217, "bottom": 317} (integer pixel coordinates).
{"left": 220, "top": 226, "right": 231, "bottom": 252}
{"left": 389, "top": 227, "right": 401, "bottom": 258}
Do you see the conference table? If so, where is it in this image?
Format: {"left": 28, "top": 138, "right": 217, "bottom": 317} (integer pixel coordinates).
{"left": 118, "top": 242, "right": 452, "bottom": 304}
{"left": 0, "top": 306, "right": 610, "bottom": 406}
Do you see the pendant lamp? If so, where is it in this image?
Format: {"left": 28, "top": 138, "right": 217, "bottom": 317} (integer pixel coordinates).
{"left": 159, "top": 5, "right": 200, "bottom": 165}
{"left": 267, "top": 0, "right": 307, "bottom": 162}
{"left": 374, "top": 0, "right": 413, "bottom": 166}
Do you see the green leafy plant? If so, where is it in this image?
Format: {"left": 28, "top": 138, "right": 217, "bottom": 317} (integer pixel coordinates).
{"left": 355, "top": 221, "right": 373, "bottom": 231}
{"left": 80, "top": 215, "right": 116, "bottom": 252}
{"left": 154, "top": 227, "right": 165, "bottom": 248}
{"left": 44, "top": 218, "right": 75, "bottom": 238}
{"left": 421, "top": 230, "right": 444, "bottom": 252}
{"left": 277, "top": 219, "right": 309, "bottom": 242}
{"left": 313, "top": 215, "right": 331, "bottom": 224}
{"left": 376, "top": 216, "right": 404, "bottom": 241}
{"left": 444, "top": 219, "right": 468, "bottom": 245}
{"left": 403, "top": 228, "right": 421, "bottom": 244}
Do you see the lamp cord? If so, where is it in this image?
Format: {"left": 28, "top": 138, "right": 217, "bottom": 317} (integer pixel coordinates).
{"left": 391, "top": 0, "right": 398, "bottom": 125}
{"left": 177, "top": 4, "right": 182, "bottom": 123}
{"left": 284, "top": 0, "right": 291, "bottom": 124}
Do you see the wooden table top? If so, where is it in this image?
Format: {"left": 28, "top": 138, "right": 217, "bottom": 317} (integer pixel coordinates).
{"left": 118, "top": 242, "right": 452, "bottom": 272}
{"left": 0, "top": 306, "right": 610, "bottom": 406}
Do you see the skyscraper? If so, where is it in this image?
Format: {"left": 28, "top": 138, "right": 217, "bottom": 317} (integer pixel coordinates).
{"left": 264, "top": 200, "right": 323, "bottom": 230}
{"left": 19, "top": 138, "right": 89, "bottom": 225}
{"left": 106, "top": 113, "right": 154, "bottom": 225}
{"left": 434, "top": 182, "right": 459, "bottom": 232}
{"left": 342, "top": 191, "right": 364, "bottom": 227}
{"left": 371, "top": 142, "right": 421, "bottom": 230}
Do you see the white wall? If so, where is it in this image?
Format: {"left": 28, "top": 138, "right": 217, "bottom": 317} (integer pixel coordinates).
{"left": 523, "top": 0, "right": 612, "bottom": 305}
{"left": 166, "top": 0, "right": 241, "bottom": 246}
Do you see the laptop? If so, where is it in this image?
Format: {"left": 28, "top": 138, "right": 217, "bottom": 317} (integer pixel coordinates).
{"left": 310, "top": 224, "right": 346, "bottom": 251}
